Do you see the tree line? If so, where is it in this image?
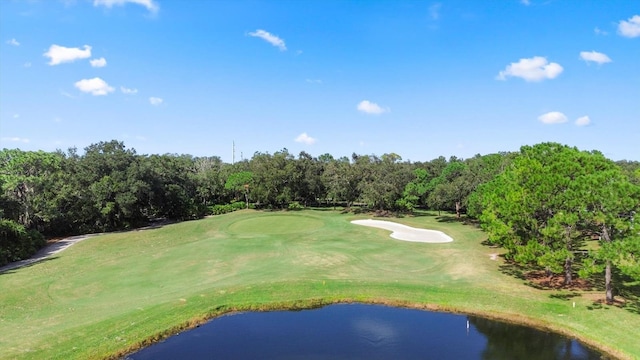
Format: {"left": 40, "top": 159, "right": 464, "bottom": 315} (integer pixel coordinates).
{"left": 1, "top": 140, "right": 639, "bottom": 302}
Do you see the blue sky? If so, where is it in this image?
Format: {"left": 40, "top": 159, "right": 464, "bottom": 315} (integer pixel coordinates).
{"left": 1, "top": 0, "right": 638, "bottom": 162}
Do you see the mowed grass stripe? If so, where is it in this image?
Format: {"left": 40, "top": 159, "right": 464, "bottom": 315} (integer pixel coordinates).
{"left": 0, "top": 210, "right": 637, "bottom": 359}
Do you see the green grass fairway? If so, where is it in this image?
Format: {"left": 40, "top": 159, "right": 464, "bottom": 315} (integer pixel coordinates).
{"left": 1, "top": 210, "right": 638, "bottom": 359}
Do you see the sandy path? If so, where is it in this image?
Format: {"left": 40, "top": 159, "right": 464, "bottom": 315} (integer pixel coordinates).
{"left": 351, "top": 219, "right": 453, "bottom": 243}
{"left": 0, "top": 234, "right": 100, "bottom": 274}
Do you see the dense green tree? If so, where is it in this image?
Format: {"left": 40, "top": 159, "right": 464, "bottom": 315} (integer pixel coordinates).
{"left": 616, "top": 160, "right": 640, "bottom": 185}
{"left": 473, "top": 143, "right": 640, "bottom": 289}
{"left": 358, "top": 153, "right": 411, "bottom": 210}
{"left": 578, "top": 165, "right": 640, "bottom": 303}
{"left": 250, "top": 150, "right": 295, "bottom": 208}
{"left": 143, "top": 153, "right": 201, "bottom": 220}
{"left": 397, "top": 168, "right": 432, "bottom": 211}
{"left": 0, "top": 219, "right": 45, "bottom": 266}
{"left": 322, "top": 156, "right": 361, "bottom": 207}
{"left": 224, "top": 171, "right": 253, "bottom": 208}
{"left": 427, "top": 161, "right": 467, "bottom": 217}
{"left": 0, "top": 149, "right": 65, "bottom": 231}
{"left": 292, "top": 151, "right": 326, "bottom": 206}
{"left": 73, "top": 141, "right": 150, "bottom": 230}
{"left": 193, "top": 156, "right": 225, "bottom": 207}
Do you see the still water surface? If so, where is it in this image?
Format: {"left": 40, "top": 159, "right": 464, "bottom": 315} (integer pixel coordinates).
{"left": 127, "top": 303, "right": 603, "bottom": 359}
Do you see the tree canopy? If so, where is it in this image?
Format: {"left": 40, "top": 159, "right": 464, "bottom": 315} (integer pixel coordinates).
{"left": 470, "top": 143, "right": 640, "bottom": 301}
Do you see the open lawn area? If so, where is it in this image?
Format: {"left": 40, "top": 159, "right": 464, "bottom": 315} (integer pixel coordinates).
{"left": 1, "top": 210, "right": 638, "bottom": 359}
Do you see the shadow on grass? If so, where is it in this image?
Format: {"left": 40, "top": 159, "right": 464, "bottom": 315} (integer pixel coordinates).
{"left": 435, "top": 215, "right": 480, "bottom": 227}
{"left": 309, "top": 207, "right": 342, "bottom": 212}
{"left": 0, "top": 256, "right": 59, "bottom": 275}
{"left": 549, "top": 292, "right": 582, "bottom": 301}
{"left": 410, "top": 210, "right": 440, "bottom": 217}
{"left": 581, "top": 270, "right": 640, "bottom": 314}
{"left": 617, "top": 279, "right": 640, "bottom": 315}
{"left": 436, "top": 215, "right": 462, "bottom": 223}
{"left": 133, "top": 220, "right": 174, "bottom": 232}
{"left": 495, "top": 254, "right": 640, "bottom": 314}
{"left": 499, "top": 263, "right": 527, "bottom": 281}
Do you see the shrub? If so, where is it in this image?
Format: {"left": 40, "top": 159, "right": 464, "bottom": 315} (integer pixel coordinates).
{"left": 288, "top": 201, "right": 304, "bottom": 211}
{"left": 208, "top": 201, "right": 253, "bottom": 216}
{"left": 0, "top": 219, "right": 46, "bottom": 266}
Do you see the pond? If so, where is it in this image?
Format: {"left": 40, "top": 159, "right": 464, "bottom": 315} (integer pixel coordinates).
{"left": 125, "top": 303, "right": 603, "bottom": 359}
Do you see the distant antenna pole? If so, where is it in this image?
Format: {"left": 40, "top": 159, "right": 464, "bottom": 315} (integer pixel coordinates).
{"left": 232, "top": 141, "right": 235, "bottom": 165}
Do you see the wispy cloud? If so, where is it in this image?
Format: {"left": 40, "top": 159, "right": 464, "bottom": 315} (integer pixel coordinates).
{"left": 149, "top": 97, "right": 163, "bottom": 105}
{"left": 428, "top": 3, "right": 441, "bottom": 20}
{"left": 6, "top": 38, "right": 20, "bottom": 46}
{"left": 497, "top": 56, "right": 563, "bottom": 82}
{"left": 1, "top": 137, "right": 30, "bottom": 143}
{"left": 60, "top": 90, "right": 76, "bottom": 98}
{"left": 305, "top": 79, "right": 323, "bottom": 84}
{"left": 74, "top": 77, "right": 114, "bottom": 95}
{"left": 538, "top": 111, "right": 568, "bottom": 124}
{"left": 120, "top": 86, "right": 138, "bottom": 94}
{"left": 93, "top": 0, "right": 159, "bottom": 13}
{"left": 357, "top": 100, "right": 389, "bottom": 115}
{"left": 90, "top": 57, "right": 107, "bottom": 68}
{"left": 295, "top": 132, "right": 317, "bottom": 145}
{"left": 618, "top": 15, "right": 640, "bottom": 38}
{"left": 248, "top": 29, "right": 287, "bottom": 51}
{"left": 23, "top": 62, "right": 32, "bottom": 68}
{"left": 579, "top": 51, "right": 612, "bottom": 65}
{"left": 44, "top": 44, "right": 92, "bottom": 65}
{"left": 594, "top": 27, "right": 608, "bottom": 36}
{"left": 520, "top": 0, "right": 531, "bottom": 5}
{"left": 575, "top": 116, "right": 591, "bottom": 127}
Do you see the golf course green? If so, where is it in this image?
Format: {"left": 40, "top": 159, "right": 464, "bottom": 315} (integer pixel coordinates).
{"left": 0, "top": 210, "right": 638, "bottom": 359}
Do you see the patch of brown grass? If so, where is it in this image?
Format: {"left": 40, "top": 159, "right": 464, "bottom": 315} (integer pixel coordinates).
{"left": 525, "top": 270, "right": 595, "bottom": 291}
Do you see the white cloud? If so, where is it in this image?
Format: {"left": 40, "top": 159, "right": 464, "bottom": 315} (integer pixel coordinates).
{"left": 120, "top": 86, "right": 138, "bottom": 94}
{"left": 248, "top": 29, "right": 287, "bottom": 51}
{"left": 90, "top": 57, "right": 107, "bottom": 68}
{"left": 579, "top": 51, "right": 612, "bottom": 65}
{"left": 497, "top": 56, "right": 563, "bottom": 82}
{"left": 6, "top": 38, "right": 20, "bottom": 46}
{"left": 149, "top": 97, "right": 163, "bottom": 105}
{"left": 93, "top": 0, "right": 159, "bottom": 13}
{"left": 23, "top": 62, "right": 32, "bottom": 68}
{"left": 538, "top": 111, "right": 568, "bottom": 124}
{"left": 429, "top": 3, "right": 441, "bottom": 20}
{"left": 575, "top": 116, "right": 591, "bottom": 126}
{"left": 1, "top": 137, "right": 30, "bottom": 143}
{"left": 74, "top": 77, "right": 114, "bottom": 95}
{"left": 618, "top": 15, "right": 640, "bottom": 38}
{"left": 357, "top": 100, "right": 389, "bottom": 115}
{"left": 295, "top": 132, "right": 317, "bottom": 145}
{"left": 520, "top": 0, "right": 531, "bottom": 6}
{"left": 44, "top": 44, "right": 92, "bottom": 65}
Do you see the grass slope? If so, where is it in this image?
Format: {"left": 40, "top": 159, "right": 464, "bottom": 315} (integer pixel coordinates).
{"left": 0, "top": 210, "right": 637, "bottom": 359}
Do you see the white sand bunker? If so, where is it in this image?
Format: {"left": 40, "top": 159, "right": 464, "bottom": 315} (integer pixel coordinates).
{"left": 351, "top": 219, "right": 453, "bottom": 243}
